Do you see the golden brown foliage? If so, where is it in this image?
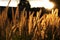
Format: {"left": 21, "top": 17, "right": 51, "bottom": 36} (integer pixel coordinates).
{"left": 0, "top": 6, "right": 60, "bottom": 40}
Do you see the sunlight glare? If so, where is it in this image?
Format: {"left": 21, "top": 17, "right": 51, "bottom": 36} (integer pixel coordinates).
{"left": 29, "top": 0, "right": 54, "bottom": 9}
{"left": 0, "top": 0, "right": 19, "bottom": 7}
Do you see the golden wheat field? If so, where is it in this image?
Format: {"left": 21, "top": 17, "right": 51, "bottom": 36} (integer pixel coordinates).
{"left": 0, "top": 5, "right": 60, "bottom": 40}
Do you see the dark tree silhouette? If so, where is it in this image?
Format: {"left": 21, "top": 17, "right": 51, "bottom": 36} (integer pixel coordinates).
{"left": 18, "top": 0, "right": 30, "bottom": 11}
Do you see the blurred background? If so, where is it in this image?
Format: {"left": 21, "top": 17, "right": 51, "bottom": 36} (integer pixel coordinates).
{"left": 0, "top": 0, "right": 60, "bottom": 18}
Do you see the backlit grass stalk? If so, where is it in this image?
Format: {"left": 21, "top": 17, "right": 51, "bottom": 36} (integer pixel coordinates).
{"left": 0, "top": 5, "right": 60, "bottom": 40}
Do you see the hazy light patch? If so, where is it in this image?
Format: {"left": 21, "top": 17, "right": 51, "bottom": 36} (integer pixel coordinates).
{"left": 43, "top": 2, "right": 54, "bottom": 9}
{"left": 28, "top": 0, "right": 54, "bottom": 9}
{"left": 0, "top": 0, "right": 19, "bottom": 7}
{"left": 29, "top": 1, "right": 43, "bottom": 8}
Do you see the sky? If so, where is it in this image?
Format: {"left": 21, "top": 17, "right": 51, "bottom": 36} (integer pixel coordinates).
{"left": 0, "top": 0, "right": 19, "bottom": 7}
{"left": 28, "top": 0, "right": 55, "bottom": 9}
{"left": 0, "top": 0, "right": 54, "bottom": 9}
{"left": 0, "top": 0, "right": 60, "bottom": 9}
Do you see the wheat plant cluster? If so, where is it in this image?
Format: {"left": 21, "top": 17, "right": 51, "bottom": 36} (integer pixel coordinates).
{"left": 0, "top": 6, "right": 60, "bottom": 40}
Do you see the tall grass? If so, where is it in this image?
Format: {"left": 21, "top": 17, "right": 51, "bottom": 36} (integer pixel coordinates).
{"left": 0, "top": 5, "right": 60, "bottom": 40}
